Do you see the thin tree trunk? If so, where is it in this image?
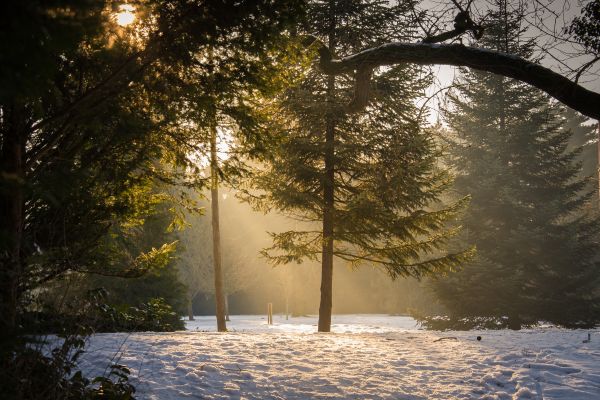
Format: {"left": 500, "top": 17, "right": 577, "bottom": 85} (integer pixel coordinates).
{"left": 0, "top": 104, "right": 26, "bottom": 332}
{"left": 318, "top": 2, "right": 337, "bottom": 333}
{"left": 210, "top": 118, "right": 227, "bottom": 332}
{"left": 187, "top": 296, "right": 194, "bottom": 321}
{"left": 318, "top": 115, "right": 335, "bottom": 332}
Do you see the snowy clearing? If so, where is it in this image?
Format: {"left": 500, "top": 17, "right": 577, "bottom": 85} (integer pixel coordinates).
{"left": 75, "top": 315, "right": 600, "bottom": 399}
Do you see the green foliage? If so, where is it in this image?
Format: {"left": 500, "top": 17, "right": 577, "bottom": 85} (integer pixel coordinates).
{"left": 0, "top": 336, "right": 136, "bottom": 400}
{"left": 0, "top": 0, "right": 106, "bottom": 102}
{"left": 92, "top": 297, "right": 185, "bottom": 332}
{"left": 244, "top": 0, "right": 472, "bottom": 280}
{"left": 88, "top": 267, "right": 187, "bottom": 315}
{"left": 26, "top": 182, "right": 189, "bottom": 318}
{"left": 1, "top": 0, "right": 305, "bottom": 329}
{"left": 88, "top": 364, "right": 136, "bottom": 400}
{"left": 25, "top": 288, "right": 184, "bottom": 334}
{"left": 430, "top": 1, "right": 600, "bottom": 329}
{"left": 415, "top": 314, "right": 536, "bottom": 331}
{"left": 0, "top": 0, "right": 303, "bottom": 395}
{"left": 2, "top": 290, "right": 137, "bottom": 400}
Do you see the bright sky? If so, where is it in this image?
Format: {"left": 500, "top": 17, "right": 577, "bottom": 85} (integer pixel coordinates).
{"left": 116, "top": 4, "right": 135, "bottom": 27}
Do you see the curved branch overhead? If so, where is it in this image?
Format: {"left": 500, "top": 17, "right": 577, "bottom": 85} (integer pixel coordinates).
{"left": 316, "top": 42, "right": 600, "bottom": 120}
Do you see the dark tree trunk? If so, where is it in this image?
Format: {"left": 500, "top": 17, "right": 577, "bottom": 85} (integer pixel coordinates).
{"left": 0, "top": 104, "right": 26, "bottom": 332}
{"left": 318, "top": 115, "right": 335, "bottom": 332}
{"left": 318, "top": 72, "right": 335, "bottom": 332}
{"left": 187, "top": 297, "right": 195, "bottom": 321}
{"left": 210, "top": 120, "right": 227, "bottom": 332}
{"left": 318, "top": 3, "right": 337, "bottom": 333}
{"left": 508, "top": 315, "right": 522, "bottom": 330}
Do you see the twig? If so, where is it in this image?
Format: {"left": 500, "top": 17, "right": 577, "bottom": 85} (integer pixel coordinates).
{"left": 433, "top": 336, "right": 458, "bottom": 342}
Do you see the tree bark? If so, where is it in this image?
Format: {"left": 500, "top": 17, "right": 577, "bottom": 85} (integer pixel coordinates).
{"left": 318, "top": 10, "right": 337, "bottom": 332}
{"left": 210, "top": 119, "right": 227, "bottom": 332}
{"left": 318, "top": 115, "right": 335, "bottom": 333}
{"left": 0, "top": 104, "right": 26, "bottom": 332}
{"left": 316, "top": 42, "right": 600, "bottom": 120}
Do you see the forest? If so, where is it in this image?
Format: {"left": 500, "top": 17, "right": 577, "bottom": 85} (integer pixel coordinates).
{"left": 1, "top": 0, "right": 599, "bottom": 399}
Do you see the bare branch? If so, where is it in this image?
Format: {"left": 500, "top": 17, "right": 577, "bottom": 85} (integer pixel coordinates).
{"left": 422, "top": 8, "right": 484, "bottom": 44}
{"left": 314, "top": 40, "right": 600, "bottom": 120}
{"left": 575, "top": 56, "right": 600, "bottom": 84}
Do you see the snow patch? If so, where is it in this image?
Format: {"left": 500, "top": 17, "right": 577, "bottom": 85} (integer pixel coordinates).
{"left": 75, "top": 315, "right": 599, "bottom": 399}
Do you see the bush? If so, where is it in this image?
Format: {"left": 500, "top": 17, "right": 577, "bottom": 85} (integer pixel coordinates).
{"left": 3, "top": 289, "right": 184, "bottom": 399}
{"left": 94, "top": 297, "right": 185, "bottom": 332}
{"left": 414, "top": 314, "right": 537, "bottom": 331}
{"left": 24, "top": 289, "right": 184, "bottom": 334}
{"left": 0, "top": 334, "right": 135, "bottom": 400}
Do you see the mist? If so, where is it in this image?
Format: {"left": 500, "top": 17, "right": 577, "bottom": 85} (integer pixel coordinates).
{"left": 177, "top": 188, "right": 438, "bottom": 318}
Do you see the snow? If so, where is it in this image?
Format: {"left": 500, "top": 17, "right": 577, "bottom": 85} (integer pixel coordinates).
{"left": 74, "top": 315, "right": 600, "bottom": 399}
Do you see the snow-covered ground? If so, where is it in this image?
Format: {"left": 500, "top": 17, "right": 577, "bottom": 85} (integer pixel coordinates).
{"left": 76, "top": 315, "right": 600, "bottom": 399}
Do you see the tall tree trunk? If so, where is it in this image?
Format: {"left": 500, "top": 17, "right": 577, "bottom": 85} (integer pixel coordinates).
{"left": 187, "top": 296, "right": 194, "bottom": 321}
{"left": 318, "top": 2, "right": 337, "bottom": 333}
{"left": 0, "top": 104, "right": 26, "bottom": 332}
{"left": 507, "top": 314, "right": 522, "bottom": 330}
{"left": 210, "top": 119, "right": 227, "bottom": 332}
{"left": 318, "top": 115, "right": 335, "bottom": 332}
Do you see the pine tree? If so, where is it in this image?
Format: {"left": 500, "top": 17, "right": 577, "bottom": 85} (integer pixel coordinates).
{"left": 431, "top": 0, "right": 600, "bottom": 329}
{"left": 245, "top": 0, "right": 472, "bottom": 332}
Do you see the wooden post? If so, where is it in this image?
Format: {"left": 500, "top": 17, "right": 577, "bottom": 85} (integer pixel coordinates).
{"left": 285, "top": 295, "right": 289, "bottom": 321}
{"left": 187, "top": 297, "right": 194, "bottom": 321}
{"left": 267, "top": 303, "right": 273, "bottom": 325}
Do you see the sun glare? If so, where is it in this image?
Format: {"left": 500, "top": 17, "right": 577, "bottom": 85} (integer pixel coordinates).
{"left": 116, "top": 4, "right": 136, "bottom": 27}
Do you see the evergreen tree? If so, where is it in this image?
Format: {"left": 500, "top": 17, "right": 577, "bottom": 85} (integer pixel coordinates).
{"left": 81, "top": 197, "right": 187, "bottom": 315}
{"left": 244, "top": 0, "right": 471, "bottom": 332}
{"left": 0, "top": 0, "right": 303, "bottom": 333}
{"left": 432, "top": 0, "right": 600, "bottom": 329}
